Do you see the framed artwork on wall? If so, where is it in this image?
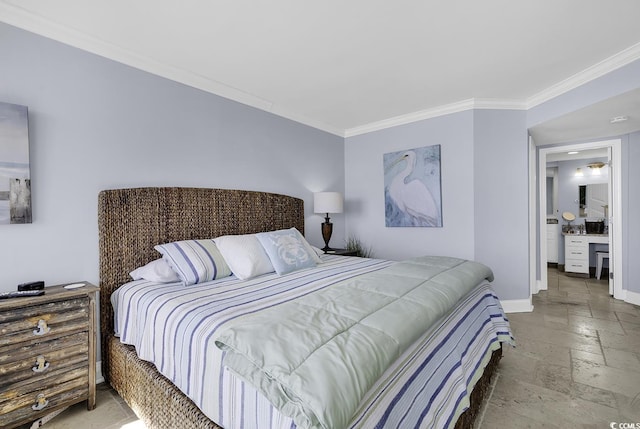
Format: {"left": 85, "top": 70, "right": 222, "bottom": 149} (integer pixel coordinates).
{"left": 383, "top": 144, "right": 442, "bottom": 227}
{"left": 0, "top": 101, "right": 31, "bottom": 224}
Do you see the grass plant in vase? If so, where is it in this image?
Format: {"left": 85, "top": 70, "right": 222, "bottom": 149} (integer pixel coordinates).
{"left": 345, "top": 235, "right": 374, "bottom": 258}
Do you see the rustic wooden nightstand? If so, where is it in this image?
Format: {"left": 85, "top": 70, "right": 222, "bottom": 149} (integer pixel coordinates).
{"left": 0, "top": 282, "right": 99, "bottom": 428}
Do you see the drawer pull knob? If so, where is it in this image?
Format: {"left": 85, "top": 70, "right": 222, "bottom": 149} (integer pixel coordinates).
{"left": 31, "top": 393, "right": 49, "bottom": 411}
{"left": 32, "top": 355, "right": 50, "bottom": 373}
{"left": 33, "top": 319, "right": 50, "bottom": 336}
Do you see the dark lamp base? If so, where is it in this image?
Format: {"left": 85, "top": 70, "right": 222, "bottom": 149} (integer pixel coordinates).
{"left": 321, "top": 215, "right": 334, "bottom": 252}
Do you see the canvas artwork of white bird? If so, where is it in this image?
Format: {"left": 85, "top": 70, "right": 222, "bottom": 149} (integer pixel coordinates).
{"left": 385, "top": 148, "right": 441, "bottom": 227}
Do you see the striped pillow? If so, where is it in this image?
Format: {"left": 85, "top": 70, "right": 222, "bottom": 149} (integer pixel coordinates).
{"left": 154, "top": 239, "right": 232, "bottom": 285}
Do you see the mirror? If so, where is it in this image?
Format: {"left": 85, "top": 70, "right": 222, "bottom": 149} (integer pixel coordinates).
{"left": 579, "top": 183, "right": 608, "bottom": 218}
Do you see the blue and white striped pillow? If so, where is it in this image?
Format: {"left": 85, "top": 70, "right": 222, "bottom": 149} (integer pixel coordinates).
{"left": 154, "top": 239, "right": 232, "bottom": 285}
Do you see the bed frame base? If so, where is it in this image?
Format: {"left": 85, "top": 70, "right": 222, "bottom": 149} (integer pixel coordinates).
{"left": 454, "top": 345, "right": 502, "bottom": 429}
{"left": 107, "top": 336, "right": 222, "bottom": 429}
{"left": 107, "top": 334, "right": 501, "bottom": 429}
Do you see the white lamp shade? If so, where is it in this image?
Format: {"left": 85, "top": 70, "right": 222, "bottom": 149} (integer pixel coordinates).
{"left": 314, "top": 192, "right": 343, "bottom": 214}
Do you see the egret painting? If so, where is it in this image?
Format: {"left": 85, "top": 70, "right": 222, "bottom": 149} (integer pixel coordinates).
{"left": 0, "top": 102, "right": 31, "bottom": 224}
{"left": 384, "top": 144, "right": 442, "bottom": 227}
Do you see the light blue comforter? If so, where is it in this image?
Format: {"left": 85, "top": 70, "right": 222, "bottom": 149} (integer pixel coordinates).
{"left": 214, "top": 256, "right": 493, "bottom": 429}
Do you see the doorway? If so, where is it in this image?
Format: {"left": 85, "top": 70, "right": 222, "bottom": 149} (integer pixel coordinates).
{"left": 534, "top": 139, "right": 623, "bottom": 300}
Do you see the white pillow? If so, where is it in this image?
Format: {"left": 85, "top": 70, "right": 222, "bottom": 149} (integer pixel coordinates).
{"left": 311, "top": 246, "right": 324, "bottom": 257}
{"left": 129, "top": 258, "right": 180, "bottom": 283}
{"left": 213, "top": 234, "right": 275, "bottom": 280}
{"left": 154, "top": 239, "right": 232, "bottom": 285}
{"left": 256, "top": 228, "right": 317, "bottom": 275}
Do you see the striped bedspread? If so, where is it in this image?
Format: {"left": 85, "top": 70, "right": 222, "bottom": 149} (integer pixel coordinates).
{"left": 112, "top": 255, "right": 513, "bottom": 429}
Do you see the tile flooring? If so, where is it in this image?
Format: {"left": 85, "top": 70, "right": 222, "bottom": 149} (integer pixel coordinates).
{"left": 479, "top": 267, "right": 640, "bottom": 428}
{"left": 24, "top": 268, "right": 640, "bottom": 428}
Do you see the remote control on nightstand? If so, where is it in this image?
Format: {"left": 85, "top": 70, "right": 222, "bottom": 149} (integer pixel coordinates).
{"left": 0, "top": 290, "right": 45, "bottom": 299}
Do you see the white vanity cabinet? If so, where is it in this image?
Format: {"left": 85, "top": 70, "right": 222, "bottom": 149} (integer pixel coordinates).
{"left": 564, "top": 236, "right": 589, "bottom": 274}
{"left": 547, "top": 222, "right": 558, "bottom": 263}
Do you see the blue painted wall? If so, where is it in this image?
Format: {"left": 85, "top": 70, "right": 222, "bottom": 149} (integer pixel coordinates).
{"left": 345, "top": 109, "right": 530, "bottom": 302}
{"left": 0, "top": 22, "right": 345, "bottom": 291}
{"left": 345, "top": 110, "right": 477, "bottom": 262}
{"left": 624, "top": 131, "right": 640, "bottom": 294}
{"left": 473, "top": 109, "right": 529, "bottom": 301}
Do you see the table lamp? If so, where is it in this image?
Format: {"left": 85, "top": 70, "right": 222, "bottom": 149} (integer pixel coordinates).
{"left": 314, "top": 192, "right": 343, "bottom": 252}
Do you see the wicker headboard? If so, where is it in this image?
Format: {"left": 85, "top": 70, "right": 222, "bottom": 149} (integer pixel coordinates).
{"left": 98, "top": 187, "right": 304, "bottom": 347}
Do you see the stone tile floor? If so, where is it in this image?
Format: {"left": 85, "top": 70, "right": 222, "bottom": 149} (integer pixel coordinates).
{"left": 479, "top": 267, "right": 640, "bottom": 428}
{"left": 25, "top": 267, "right": 640, "bottom": 428}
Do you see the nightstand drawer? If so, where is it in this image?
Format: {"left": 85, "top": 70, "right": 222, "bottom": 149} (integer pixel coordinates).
{"left": 0, "top": 364, "right": 88, "bottom": 427}
{"left": 0, "top": 331, "right": 89, "bottom": 388}
{"left": 0, "top": 298, "right": 89, "bottom": 347}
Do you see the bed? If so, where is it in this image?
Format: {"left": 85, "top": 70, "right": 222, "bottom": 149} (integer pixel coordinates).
{"left": 98, "top": 187, "right": 513, "bottom": 429}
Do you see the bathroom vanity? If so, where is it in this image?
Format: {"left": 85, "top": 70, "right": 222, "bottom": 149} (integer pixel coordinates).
{"left": 563, "top": 233, "right": 608, "bottom": 275}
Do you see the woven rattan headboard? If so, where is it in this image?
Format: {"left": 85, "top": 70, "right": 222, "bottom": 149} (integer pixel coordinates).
{"left": 98, "top": 187, "right": 304, "bottom": 343}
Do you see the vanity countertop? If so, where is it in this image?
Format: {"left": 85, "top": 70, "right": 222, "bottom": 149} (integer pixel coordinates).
{"left": 562, "top": 232, "right": 608, "bottom": 237}
{"left": 562, "top": 232, "right": 609, "bottom": 237}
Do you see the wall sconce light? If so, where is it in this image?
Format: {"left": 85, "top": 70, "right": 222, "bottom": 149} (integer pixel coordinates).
{"left": 575, "top": 168, "right": 583, "bottom": 177}
{"left": 587, "top": 162, "right": 606, "bottom": 168}
{"left": 587, "top": 161, "right": 605, "bottom": 176}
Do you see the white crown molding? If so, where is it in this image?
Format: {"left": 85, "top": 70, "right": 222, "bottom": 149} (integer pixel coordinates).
{"left": 268, "top": 105, "right": 345, "bottom": 137}
{"left": 473, "top": 98, "right": 528, "bottom": 110}
{"left": 344, "top": 98, "right": 527, "bottom": 138}
{"left": 526, "top": 41, "right": 640, "bottom": 109}
{"left": 344, "top": 99, "right": 474, "bottom": 138}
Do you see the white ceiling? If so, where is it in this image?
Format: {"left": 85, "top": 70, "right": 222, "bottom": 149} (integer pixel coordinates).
{"left": 2, "top": 0, "right": 640, "bottom": 137}
{"left": 546, "top": 148, "right": 607, "bottom": 162}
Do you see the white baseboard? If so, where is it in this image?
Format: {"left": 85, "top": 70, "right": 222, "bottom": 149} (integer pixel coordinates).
{"left": 96, "top": 360, "right": 105, "bottom": 384}
{"left": 625, "top": 290, "right": 640, "bottom": 306}
{"left": 501, "top": 298, "right": 534, "bottom": 313}
{"left": 536, "top": 279, "right": 547, "bottom": 291}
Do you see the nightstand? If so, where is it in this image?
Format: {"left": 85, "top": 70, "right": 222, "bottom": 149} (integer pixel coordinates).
{"left": 324, "top": 248, "right": 358, "bottom": 257}
{"left": 0, "top": 282, "right": 99, "bottom": 429}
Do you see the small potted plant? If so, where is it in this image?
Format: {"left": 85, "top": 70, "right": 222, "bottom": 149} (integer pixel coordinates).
{"left": 345, "top": 235, "right": 374, "bottom": 258}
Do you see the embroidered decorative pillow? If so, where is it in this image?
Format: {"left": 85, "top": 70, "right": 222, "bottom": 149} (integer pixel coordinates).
{"left": 154, "top": 239, "right": 232, "bottom": 285}
{"left": 213, "top": 234, "right": 275, "bottom": 280}
{"left": 129, "top": 258, "right": 181, "bottom": 283}
{"left": 256, "top": 228, "right": 317, "bottom": 275}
